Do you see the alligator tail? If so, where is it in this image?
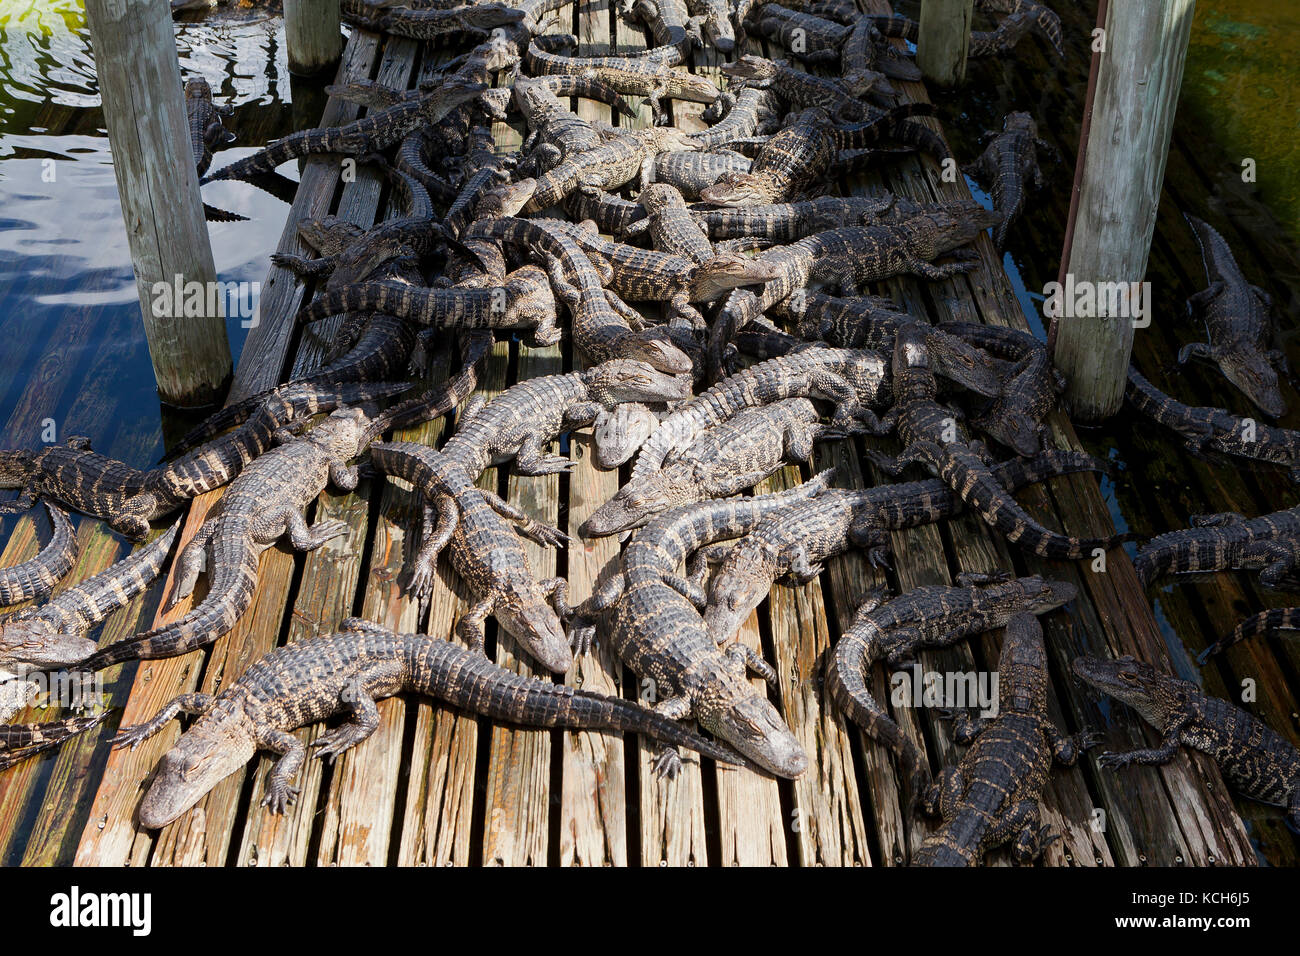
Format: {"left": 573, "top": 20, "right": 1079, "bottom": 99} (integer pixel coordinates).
{"left": 0, "top": 710, "right": 112, "bottom": 771}
{"left": 1199, "top": 607, "right": 1300, "bottom": 663}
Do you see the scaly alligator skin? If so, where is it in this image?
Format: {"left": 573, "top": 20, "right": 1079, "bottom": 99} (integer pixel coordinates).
{"left": 202, "top": 74, "right": 486, "bottom": 183}
{"left": 827, "top": 575, "right": 1076, "bottom": 797}
{"left": 684, "top": 0, "right": 734, "bottom": 52}
{"left": 342, "top": 0, "right": 525, "bottom": 38}
{"left": 637, "top": 182, "right": 714, "bottom": 264}
{"left": 518, "top": 126, "right": 699, "bottom": 212}
{"left": 709, "top": 203, "right": 997, "bottom": 375}
{"left": 368, "top": 443, "right": 574, "bottom": 673}
{"left": 689, "top": 195, "right": 896, "bottom": 242}
{"left": 565, "top": 187, "right": 648, "bottom": 238}
{"left": 1074, "top": 653, "right": 1300, "bottom": 830}
{"left": 1125, "top": 366, "right": 1300, "bottom": 481}
{"left": 914, "top": 613, "right": 1093, "bottom": 866}
{"left": 1134, "top": 504, "right": 1300, "bottom": 591}
{"left": 770, "top": 289, "right": 910, "bottom": 345}
{"left": 651, "top": 149, "right": 751, "bottom": 199}
{"left": 516, "top": 78, "right": 616, "bottom": 177}
{"left": 874, "top": 11, "right": 1034, "bottom": 60}
{"left": 523, "top": 42, "right": 720, "bottom": 122}
{"left": 974, "top": 0, "right": 1064, "bottom": 57}
{"left": 1179, "top": 214, "right": 1287, "bottom": 417}
{"left": 572, "top": 478, "right": 834, "bottom": 776}
{"left": 631, "top": 344, "right": 889, "bottom": 483}
{"left": 584, "top": 397, "right": 838, "bottom": 536}
{"left": 441, "top": 359, "right": 692, "bottom": 480}
{"left": 690, "top": 86, "right": 784, "bottom": 151}
{"left": 629, "top": 0, "right": 702, "bottom": 59}
{"left": 874, "top": 324, "right": 1126, "bottom": 558}
{"left": 79, "top": 409, "right": 376, "bottom": 670}
{"left": 0, "top": 502, "right": 77, "bottom": 607}
{"left": 184, "top": 75, "right": 234, "bottom": 177}
{"left": 114, "top": 618, "right": 747, "bottom": 828}
{"left": 750, "top": 5, "right": 851, "bottom": 69}
{"left": 295, "top": 266, "right": 561, "bottom": 346}
{"left": 940, "top": 321, "right": 1064, "bottom": 456}
{"left": 962, "top": 111, "right": 1046, "bottom": 252}
{"left": 464, "top": 216, "right": 694, "bottom": 374}
{"left": 841, "top": 11, "right": 921, "bottom": 87}
{"left": 700, "top": 108, "right": 836, "bottom": 207}
{"left": 0, "top": 521, "right": 180, "bottom": 715}
{"left": 0, "top": 711, "right": 111, "bottom": 772}
{"left": 593, "top": 403, "right": 664, "bottom": 469}
{"left": 704, "top": 450, "right": 1108, "bottom": 645}
{"left": 1204, "top": 607, "right": 1300, "bottom": 661}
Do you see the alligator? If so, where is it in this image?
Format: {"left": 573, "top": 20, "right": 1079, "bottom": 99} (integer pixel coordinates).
{"left": 183, "top": 75, "right": 235, "bottom": 178}
{"left": 690, "top": 86, "right": 784, "bottom": 151}
{"left": 1074, "top": 653, "right": 1300, "bottom": 831}
{"left": 464, "top": 215, "right": 694, "bottom": 374}
{"left": 630, "top": 344, "right": 890, "bottom": 484}
{"left": 341, "top": 0, "right": 525, "bottom": 39}
{"left": 570, "top": 478, "right": 836, "bottom": 777}
{"left": 295, "top": 266, "right": 561, "bottom": 346}
{"left": 78, "top": 408, "right": 379, "bottom": 671}
{"left": 649, "top": 149, "right": 752, "bottom": 199}
{"left": 707, "top": 203, "right": 997, "bottom": 377}
{"left": 962, "top": 111, "right": 1047, "bottom": 252}
{"left": 628, "top": 0, "right": 702, "bottom": 59}
{"left": 871, "top": 323, "right": 1127, "bottom": 558}
{"left": 565, "top": 187, "right": 649, "bottom": 238}
{"left": 523, "top": 43, "right": 721, "bottom": 122}
{"left": 684, "top": 0, "right": 734, "bottom": 52}
{"left": 0, "top": 502, "right": 77, "bottom": 608}
{"left": 699, "top": 108, "right": 837, "bottom": 207}
{"left": 1179, "top": 213, "right": 1287, "bottom": 417}
{"left": 703, "top": 450, "right": 1109, "bottom": 646}
{"left": 201, "top": 74, "right": 486, "bottom": 184}
{"left": 515, "top": 77, "right": 621, "bottom": 177}
{"left": 583, "top": 397, "right": 843, "bottom": 536}
{"left": 769, "top": 288, "right": 911, "bottom": 345}
{"left": 593, "top": 402, "right": 664, "bottom": 469}
{"left": 841, "top": 10, "right": 921, "bottom": 87}
{"left": 749, "top": 5, "right": 853, "bottom": 70}
{"left": 114, "top": 618, "right": 749, "bottom": 828}
{"left": 368, "top": 442, "right": 574, "bottom": 673}
{"left": 914, "top": 613, "right": 1094, "bottom": 866}
{"left": 1134, "top": 504, "right": 1300, "bottom": 591}
{"left": 684, "top": 195, "right": 898, "bottom": 243}
{"left": 940, "top": 321, "right": 1064, "bottom": 456}
{"left": 870, "top": 10, "right": 1035, "bottom": 61}
{"left": 637, "top": 182, "right": 714, "bottom": 264}
{"left": 1126, "top": 366, "right": 1300, "bottom": 481}
{"left": 974, "top": 0, "right": 1064, "bottom": 57}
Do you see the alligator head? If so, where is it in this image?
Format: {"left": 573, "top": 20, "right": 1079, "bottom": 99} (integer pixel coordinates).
{"left": 592, "top": 403, "right": 661, "bottom": 469}
{"left": 636, "top": 181, "right": 689, "bottom": 215}
{"left": 495, "top": 598, "right": 574, "bottom": 674}
{"left": 699, "top": 172, "right": 770, "bottom": 209}
{"left": 475, "top": 179, "right": 536, "bottom": 220}
{"left": 1216, "top": 350, "right": 1286, "bottom": 419}
{"left": 975, "top": 406, "right": 1043, "bottom": 458}
{"left": 687, "top": 252, "right": 781, "bottom": 301}
{"left": 1015, "top": 575, "right": 1077, "bottom": 614}
{"left": 585, "top": 359, "right": 693, "bottom": 408}
{"left": 296, "top": 215, "right": 366, "bottom": 258}
{"left": 419, "top": 75, "right": 490, "bottom": 124}
{"left": 642, "top": 126, "right": 703, "bottom": 154}
{"left": 463, "top": 3, "right": 527, "bottom": 28}
{"left": 702, "top": 542, "right": 779, "bottom": 646}
{"left": 719, "top": 54, "right": 778, "bottom": 87}
{"left": 910, "top": 201, "right": 1002, "bottom": 249}
{"left": 1003, "top": 108, "right": 1038, "bottom": 137}
{"left": 579, "top": 465, "right": 692, "bottom": 537}
{"left": 136, "top": 713, "right": 258, "bottom": 829}
{"left": 502, "top": 265, "right": 558, "bottom": 332}
{"left": 1071, "top": 654, "right": 1190, "bottom": 730}
{"left": 697, "top": 668, "right": 808, "bottom": 778}
{"left": 0, "top": 616, "right": 98, "bottom": 679}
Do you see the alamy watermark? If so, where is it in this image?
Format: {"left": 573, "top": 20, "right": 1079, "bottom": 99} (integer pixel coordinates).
{"left": 890, "top": 664, "right": 999, "bottom": 718}
{"left": 1042, "top": 275, "right": 1151, "bottom": 328}
{"left": 151, "top": 273, "right": 261, "bottom": 329}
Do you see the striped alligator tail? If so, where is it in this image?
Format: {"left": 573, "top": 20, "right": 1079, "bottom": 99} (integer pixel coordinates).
{"left": 0, "top": 710, "right": 111, "bottom": 771}
{"left": 1200, "top": 607, "right": 1300, "bottom": 663}
{"left": 0, "top": 502, "right": 77, "bottom": 607}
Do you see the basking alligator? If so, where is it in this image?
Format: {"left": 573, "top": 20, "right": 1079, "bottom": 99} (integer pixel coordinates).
{"left": 1126, "top": 366, "right": 1300, "bottom": 481}
{"left": 571, "top": 479, "right": 835, "bottom": 777}
{"left": 825, "top": 575, "right": 1076, "bottom": 797}
{"left": 704, "top": 450, "right": 1109, "bottom": 646}
{"left": 872, "top": 324, "right": 1127, "bottom": 558}
{"left": 1180, "top": 214, "right": 1287, "bottom": 417}
{"left": 1134, "top": 503, "right": 1300, "bottom": 591}
{"left": 583, "top": 397, "right": 841, "bottom": 536}
{"left": 114, "top": 618, "right": 747, "bottom": 828}
{"left": 0, "top": 502, "right": 77, "bottom": 608}
{"left": 1074, "top": 653, "right": 1300, "bottom": 831}
{"left": 914, "top": 613, "right": 1094, "bottom": 866}
{"left": 962, "top": 112, "right": 1047, "bottom": 252}
{"left": 974, "top": 0, "right": 1064, "bottom": 57}
{"left": 183, "top": 75, "right": 235, "bottom": 177}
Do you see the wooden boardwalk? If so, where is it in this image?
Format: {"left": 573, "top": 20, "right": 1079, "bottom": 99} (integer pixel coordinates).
{"left": 0, "top": 0, "right": 1295, "bottom": 865}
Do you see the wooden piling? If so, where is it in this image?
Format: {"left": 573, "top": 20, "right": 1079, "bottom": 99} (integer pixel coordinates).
{"left": 1053, "top": 0, "right": 1197, "bottom": 421}
{"left": 916, "top": 0, "right": 973, "bottom": 87}
{"left": 82, "top": 0, "right": 231, "bottom": 408}
{"left": 285, "top": 0, "right": 343, "bottom": 76}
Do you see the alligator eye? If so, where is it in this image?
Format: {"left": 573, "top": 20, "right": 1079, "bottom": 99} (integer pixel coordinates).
{"left": 1120, "top": 672, "right": 1138, "bottom": 683}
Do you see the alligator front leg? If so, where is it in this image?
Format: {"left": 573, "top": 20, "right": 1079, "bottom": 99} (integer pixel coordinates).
{"left": 661, "top": 572, "right": 708, "bottom": 611}
{"left": 270, "top": 252, "right": 334, "bottom": 281}
{"left": 113, "top": 693, "right": 217, "bottom": 749}
{"left": 1177, "top": 342, "right": 1215, "bottom": 366}
{"left": 456, "top": 595, "right": 497, "bottom": 656}
{"left": 0, "top": 487, "right": 36, "bottom": 516}
{"left": 725, "top": 641, "right": 777, "bottom": 685}
{"left": 261, "top": 728, "right": 307, "bottom": 815}
{"left": 944, "top": 710, "right": 989, "bottom": 745}
{"left": 328, "top": 459, "right": 360, "bottom": 492}
{"left": 1050, "top": 727, "right": 1100, "bottom": 766}
{"left": 480, "top": 490, "right": 568, "bottom": 547}
{"left": 312, "top": 661, "right": 403, "bottom": 762}
{"left": 514, "top": 433, "right": 574, "bottom": 475}
{"left": 786, "top": 544, "right": 824, "bottom": 584}
{"left": 1097, "top": 732, "right": 1182, "bottom": 770}
{"left": 542, "top": 577, "right": 573, "bottom": 621}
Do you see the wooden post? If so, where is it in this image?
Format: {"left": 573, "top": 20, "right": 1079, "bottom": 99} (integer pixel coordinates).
{"left": 916, "top": 0, "right": 973, "bottom": 87}
{"left": 1053, "top": 0, "right": 1196, "bottom": 422}
{"left": 83, "top": 0, "right": 231, "bottom": 408}
{"left": 285, "top": 0, "right": 343, "bottom": 76}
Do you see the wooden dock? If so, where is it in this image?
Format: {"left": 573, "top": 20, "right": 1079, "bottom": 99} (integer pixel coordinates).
{"left": 0, "top": 0, "right": 1295, "bottom": 865}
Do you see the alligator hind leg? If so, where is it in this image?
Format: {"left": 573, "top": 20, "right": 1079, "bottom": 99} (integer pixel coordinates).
{"left": 0, "top": 487, "right": 36, "bottom": 516}
{"left": 1246, "top": 542, "right": 1300, "bottom": 589}
{"left": 480, "top": 490, "right": 568, "bottom": 546}
{"left": 920, "top": 766, "right": 962, "bottom": 818}
{"left": 258, "top": 506, "right": 349, "bottom": 551}
{"left": 312, "top": 661, "right": 403, "bottom": 762}
{"left": 513, "top": 434, "right": 574, "bottom": 475}
{"left": 166, "top": 524, "right": 216, "bottom": 610}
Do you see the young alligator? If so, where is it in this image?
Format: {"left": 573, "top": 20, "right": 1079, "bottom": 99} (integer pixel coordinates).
{"left": 974, "top": 0, "right": 1064, "bottom": 57}
{"left": 699, "top": 108, "right": 837, "bottom": 207}
{"left": 1180, "top": 213, "right": 1287, "bottom": 417}
{"left": 571, "top": 478, "right": 835, "bottom": 777}
{"left": 341, "top": 0, "right": 525, "bottom": 39}
{"left": 690, "top": 86, "right": 784, "bottom": 151}
{"left": 1074, "top": 653, "right": 1300, "bottom": 831}
{"left": 113, "top": 618, "right": 748, "bottom": 828}
{"left": 1126, "top": 366, "right": 1300, "bottom": 481}
{"left": 637, "top": 182, "right": 714, "bottom": 264}
{"left": 201, "top": 74, "right": 485, "bottom": 184}
{"left": 0, "top": 502, "right": 77, "bottom": 607}
{"left": 183, "top": 75, "right": 235, "bottom": 177}
{"left": 464, "top": 215, "right": 694, "bottom": 375}
{"left": 631, "top": 344, "right": 889, "bottom": 483}
{"left": 871, "top": 10, "right": 1036, "bottom": 61}
{"left": 650, "top": 149, "right": 752, "bottom": 200}
{"left": 962, "top": 111, "right": 1047, "bottom": 252}
{"left": 873, "top": 324, "right": 1126, "bottom": 558}
{"left": 78, "top": 408, "right": 376, "bottom": 670}
{"left": 940, "top": 321, "right": 1064, "bottom": 456}
{"left": 826, "top": 575, "right": 1076, "bottom": 798}
{"left": 685, "top": 195, "right": 897, "bottom": 243}
{"left": 703, "top": 450, "right": 1108, "bottom": 645}
{"left": 914, "top": 613, "right": 1094, "bottom": 866}
{"left": 583, "top": 397, "right": 841, "bottom": 537}
{"left": 1134, "top": 503, "right": 1300, "bottom": 591}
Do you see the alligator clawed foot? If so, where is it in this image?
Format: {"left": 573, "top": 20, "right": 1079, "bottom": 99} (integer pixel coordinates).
{"left": 1097, "top": 750, "right": 1131, "bottom": 771}
{"left": 112, "top": 725, "right": 151, "bottom": 751}
{"left": 652, "top": 747, "right": 683, "bottom": 780}
{"left": 261, "top": 783, "right": 300, "bottom": 815}
{"left": 568, "top": 620, "right": 596, "bottom": 657}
